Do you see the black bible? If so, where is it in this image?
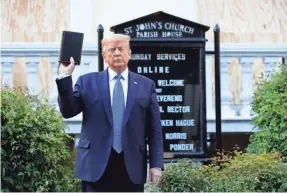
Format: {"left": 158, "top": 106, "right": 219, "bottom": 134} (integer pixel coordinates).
{"left": 59, "top": 30, "right": 84, "bottom": 66}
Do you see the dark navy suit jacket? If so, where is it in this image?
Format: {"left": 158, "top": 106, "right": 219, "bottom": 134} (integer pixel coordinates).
{"left": 56, "top": 69, "right": 164, "bottom": 184}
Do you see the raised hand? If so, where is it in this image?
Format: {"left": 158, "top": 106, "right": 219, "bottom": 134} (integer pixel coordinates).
{"left": 58, "top": 57, "right": 76, "bottom": 76}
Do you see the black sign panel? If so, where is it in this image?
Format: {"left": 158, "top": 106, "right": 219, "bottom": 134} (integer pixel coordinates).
{"left": 128, "top": 45, "right": 203, "bottom": 157}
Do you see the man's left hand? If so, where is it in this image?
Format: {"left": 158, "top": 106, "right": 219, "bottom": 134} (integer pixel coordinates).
{"left": 149, "top": 168, "right": 163, "bottom": 185}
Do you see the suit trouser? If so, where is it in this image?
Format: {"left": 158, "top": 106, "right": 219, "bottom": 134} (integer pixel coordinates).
{"left": 81, "top": 149, "right": 144, "bottom": 192}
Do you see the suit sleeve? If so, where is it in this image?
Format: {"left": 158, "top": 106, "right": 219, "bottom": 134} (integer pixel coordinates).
{"left": 56, "top": 75, "right": 83, "bottom": 119}
{"left": 147, "top": 81, "right": 164, "bottom": 170}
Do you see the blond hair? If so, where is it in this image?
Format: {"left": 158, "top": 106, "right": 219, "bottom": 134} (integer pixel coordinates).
{"left": 101, "top": 34, "right": 131, "bottom": 54}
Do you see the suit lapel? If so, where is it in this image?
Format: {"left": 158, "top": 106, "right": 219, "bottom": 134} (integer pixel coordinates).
{"left": 99, "top": 70, "right": 113, "bottom": 126}
{"left": 123, "top": 71, "right": 138, "bottom": 126}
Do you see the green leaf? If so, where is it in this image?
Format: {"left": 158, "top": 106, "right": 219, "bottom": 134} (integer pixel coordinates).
{"left": 248, "top": 64, "right": 287, "bottom": 157}
{"left": 1, "top": 85, "right": 81, "bottom": 192}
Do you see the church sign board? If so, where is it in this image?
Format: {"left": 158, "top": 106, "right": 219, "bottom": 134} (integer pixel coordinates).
{"left": 110, "top": 11, "right": 210, "bottom": 160}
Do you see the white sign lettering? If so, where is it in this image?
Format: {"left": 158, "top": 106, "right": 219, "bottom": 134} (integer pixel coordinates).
{"left": 156, "top": 88, "right": 162, "bottom": 93}
{"left": 162, "top": 31, "right": 182, "bottom": 38}
{"left": 158, "top": 79, "right": 184, "bottom": 86}
{"left": 170, "top": 144, "right": 193, "bottom": 151}
{"left": 167, "top": 106, "right": 190, "bottom": 113}
{"left": 157, "top": 53, "right": 186, "bottom": 61}
{"left": 157, "top": 95, "right": 182, "bottom": 102}
{"left": 176, "top": 119, "right": 195, "bottom": 126}
{"left": 161, "top": 120, "right": 173, "bottom": 126}
{"left": 124, "top": 21, "right": 195, "bottom": 37}
{"left": 136, "top": 31, "right": 158, "bottom": 38}
{"left": 130, "top": 54, "right": 152, "bottom": 60}
{"left": 165, "top": 133, "right": 187, "bottom": 140}
{"left": 159, "top": 106, "right": 164, "bottom": 113}
{"left": 137, "top": 66, "right": 170, "bottom": 74}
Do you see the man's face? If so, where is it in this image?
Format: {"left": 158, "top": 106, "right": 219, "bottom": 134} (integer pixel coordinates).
{"left": 103, "top": 40, "right": 131, "bottom": 72}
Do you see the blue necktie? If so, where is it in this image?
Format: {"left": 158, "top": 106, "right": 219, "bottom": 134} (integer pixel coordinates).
{"left": 112, "top": 74, "right": 125, "bottom": 153}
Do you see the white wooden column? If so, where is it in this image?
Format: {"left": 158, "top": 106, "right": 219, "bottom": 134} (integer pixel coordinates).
{"left": 69, "top": 0, "right": 94, "bottom": 43}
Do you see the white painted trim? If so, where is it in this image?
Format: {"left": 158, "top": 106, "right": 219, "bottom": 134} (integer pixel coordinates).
{"left": 63, "top": 118, "right": 258, "bottom": 133}
{"left": 207, "top": 119, "right": 258, "bottom": 133}
{"left": 2, "top": 42, "right": 286, "bottom": 53}
{"left": 206, "top": 43, "right": 287, "bottom": 53}
{"left": 1, "top": 42, "right": 97, "bottom": 52}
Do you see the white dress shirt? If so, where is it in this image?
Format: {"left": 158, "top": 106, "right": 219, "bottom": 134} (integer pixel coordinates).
{"left": 108, "top": 67, "right": 129, "bottom": 107}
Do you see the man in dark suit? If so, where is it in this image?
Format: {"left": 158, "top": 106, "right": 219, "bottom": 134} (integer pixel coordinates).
{"left": 56, "top": 34, "right": 164, "bottom": 192}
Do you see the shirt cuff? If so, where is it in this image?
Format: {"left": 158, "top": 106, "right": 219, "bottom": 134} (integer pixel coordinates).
{"left": 151, "top": 167, "right": 163, "bottom": 171}
{"left": 57, "top": 74, "right": 71, "bottom": 80}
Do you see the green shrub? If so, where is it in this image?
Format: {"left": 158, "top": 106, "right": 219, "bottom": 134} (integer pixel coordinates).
{"left": 161, "top": 159, "right": 205, "bottom": 192}
{"left": 144, "top": 183, "right": 162, "bottom": 192}
{"left": 247, "top": 64, "right": 287, "bottom": 157}
{"left": 1, "top": 85, "right": 81, "bottom": 192}
{"left": 208, "top": 152, "right": 287, "bottom": 192}
{"left": 159, "top": 152, "right": 287, "bottom": 192}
